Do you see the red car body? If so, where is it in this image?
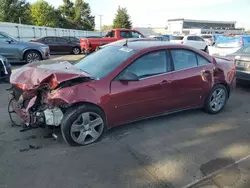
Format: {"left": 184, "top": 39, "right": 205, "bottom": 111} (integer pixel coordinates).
{"left": 80, "top": 29, "right": 145, "bottom": 53}
{"left": 9, "top": 42, "right": 236, "bottom": 128}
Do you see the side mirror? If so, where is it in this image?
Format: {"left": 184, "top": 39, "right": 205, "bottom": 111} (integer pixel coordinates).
{"left": 118, "top": 72, "right": 139, "bottom": 81}
{"left": 6, "top": 39, "right": 13, "bottom": 44}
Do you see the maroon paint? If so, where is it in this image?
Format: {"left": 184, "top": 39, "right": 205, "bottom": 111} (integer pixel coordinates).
{"left": 10, "top": 44, "right": 236, "bottom": 127}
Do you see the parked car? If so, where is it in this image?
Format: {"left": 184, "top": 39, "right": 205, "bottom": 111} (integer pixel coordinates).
{"left": 0, "top": 55, "right": 11, "bottom": 82}
{"left": 200, "top": 34, "right": 216, "bottom": 46}
{"left": 96, "top": 38, "right": 157, "bottom": 51}
{"left": 80, "top": 28, "right": 145, "bottom": 54}
{"left": 148, "top": 35, "right": 170, "bottom": 41}
{"left": 0, "top": 32, "right": 50, "bottom": 64}
{"left": 9, "top": 41, "right": 236, "bottom": 146}
{"left": 162, "top": 34, "right": 171, "bottom": 41}
{"left": 62, "top": 36, "right": 80, "bottom": 43}
{"left": 170, "top": 35, "right": 208, "bottom": 52}
{"left": 31, "top": 36, "right": 81, "bottom": 55}
{"left": 224, "top": 45, "right": 250, "bottom": 82}
{"left": 209, "top": 35, "right": 250, "bottom": 57}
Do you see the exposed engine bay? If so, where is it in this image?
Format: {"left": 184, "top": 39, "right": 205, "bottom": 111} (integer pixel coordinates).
{"left": 8, "top": 61, "right": 93, "bottom": 130}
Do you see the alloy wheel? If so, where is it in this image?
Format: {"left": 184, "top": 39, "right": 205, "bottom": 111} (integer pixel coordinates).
{"left": 70, "top": 112, "right": 104, "bottom": 145}
{"left": 27, "top": 53, "right": 40, "bottom": 63}
{"left": 73, "top": 48, "right": 80, "bottom": 55}
{"left": 209, "top": 88, "right": 226, "bottom": 112}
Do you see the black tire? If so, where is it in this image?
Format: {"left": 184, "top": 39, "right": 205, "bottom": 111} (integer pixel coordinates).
{"left": 61, "top": 104, "right": 106, "bottom": 146}
{"left": 24, "top": 50, "right": 41, "bottom": 64}
{"left": 72, "top": 47, "right": 81, "bottom": 55}
{"left": 204, "top": 84, "right": 228, "bottom": 114}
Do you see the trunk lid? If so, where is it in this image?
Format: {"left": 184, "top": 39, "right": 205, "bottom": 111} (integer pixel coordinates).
{"left": 10, "top": 61, "right": 91, "bottom": 91}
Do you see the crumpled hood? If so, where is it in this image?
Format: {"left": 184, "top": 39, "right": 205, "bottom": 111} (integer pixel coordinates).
{"left": 10, "top": 61, "right": 91, "bottom": 91}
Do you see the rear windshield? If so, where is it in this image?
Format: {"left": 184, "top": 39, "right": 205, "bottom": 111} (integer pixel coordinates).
{"left": 201, "top": 35, "right": 212, "bottom": 39}
{"left": 170, "top": 36, "right": 184, "bottom": 40}
{"left": 215, "top": 36, "right": 242, "bottom": 48}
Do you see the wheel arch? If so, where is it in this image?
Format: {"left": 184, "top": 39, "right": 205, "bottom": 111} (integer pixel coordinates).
{"left": 214, "top": 82, "right": 231, "bottom": 98}
{"left": 67, "top": 101, "right": 107, "bottom": 123}
{"left": 23, "top": 49, "right": 42, "bottom": 60}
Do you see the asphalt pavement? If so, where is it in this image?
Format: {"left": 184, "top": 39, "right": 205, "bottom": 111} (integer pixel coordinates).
{"left": 1, "top": 55, "right": 250, "bottom": 188}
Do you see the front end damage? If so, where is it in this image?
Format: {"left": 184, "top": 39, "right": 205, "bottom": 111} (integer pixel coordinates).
{"left": 8, "top": 61, "right": 93, "bottom": 130}
{"left": 8, "top": 85, "right": 65, "bottom": 128}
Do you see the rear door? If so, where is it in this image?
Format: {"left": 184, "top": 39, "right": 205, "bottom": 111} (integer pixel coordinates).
{"left": 109, "top": 50, "right": 175, "bottom": 125}
{"left": 43, "top": 37, "right": 58, "bottom": 53}
{"left": 170, "top": 49, "right": 214, "bottom": 109}
{"left": 56, "top": 37, "right": 72, "bottom": 53}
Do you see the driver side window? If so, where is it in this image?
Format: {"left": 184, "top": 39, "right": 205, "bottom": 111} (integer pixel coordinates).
{"left": 122, "top": 50, "right": 171, "bottom": 79}
{"left": 0, "top": 34, "right": 9, "bottom": 42}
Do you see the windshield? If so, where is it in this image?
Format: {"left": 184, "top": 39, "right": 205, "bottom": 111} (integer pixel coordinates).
{"left": 74, "top": 45, "right": 136, "bottom": 79}
{"left": 170, "top": 36, "right": 184, "bottom": 40}
{"left": 1, "top": 32, "right": 18, "bottom": 42}
{"left": 215, "top": 36, "right": 242, "bottom": 48}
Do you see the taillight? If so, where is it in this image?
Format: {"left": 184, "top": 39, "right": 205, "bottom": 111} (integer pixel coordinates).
{"left": 180, "top": 41, "right": 184, "bottom": 44}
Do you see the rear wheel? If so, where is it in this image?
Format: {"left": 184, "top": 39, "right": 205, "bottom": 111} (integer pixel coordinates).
{"left": 24, "top": 50, "right": 41, "bottom": 63}
{"left": 72, "top": 47, "right": 81, "bottom": 55}
{"left": 61, "top": 105, "right": 106, "bottom": 146}
{"left": 204, "top": 84, "right": 228, "bottom": 114}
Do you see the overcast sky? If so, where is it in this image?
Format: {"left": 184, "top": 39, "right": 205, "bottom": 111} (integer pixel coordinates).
{"left": 28, "top": 0, "right": 250, "bottom": 30}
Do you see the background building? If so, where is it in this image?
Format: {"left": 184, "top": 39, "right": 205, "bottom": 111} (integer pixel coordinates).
{"left": 167, "top": 18, "right": 245, "bottom": 35}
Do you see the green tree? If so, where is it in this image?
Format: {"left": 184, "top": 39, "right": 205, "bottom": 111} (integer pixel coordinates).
{"left": 113, "top": 6, "right": 132, "bottom": 29}
{"left": 0, "top": 0, "right": 32, "bottom": 24}
{"left": 30, "top": 0, "right": 57, "bottom": 27}
{"left": 58, "top": 0, "right": 75, "bottom": 25}
{"left": 101, "top": 25, "right": 113, "bottom": 31}
{"left": 74, "top": 0, "right": 95, "bottom": 30}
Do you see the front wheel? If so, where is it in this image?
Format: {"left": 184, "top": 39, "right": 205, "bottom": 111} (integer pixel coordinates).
{"left": 204, "top": 84, "right": 228, "bottom": 114}
{"left": 61, "top": 105, "right": 106, "bottom": 146}
{"left": 24, "top": 50, "right": 41, "bottom": 64}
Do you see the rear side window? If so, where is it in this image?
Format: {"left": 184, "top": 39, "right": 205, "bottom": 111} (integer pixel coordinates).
{"left": 197, "top": 55, "right": 210, "bottom": 65}
{"left": 196, "top": 36, "right": 205, "bottom": 42}
{"left": 187, "top": 36, "right": 196, "bottom": 41}
{"left": 44, "top": 37, "right": 55, "bottom": 43}
{"left": 124, "top": 50, "right": 171, "bottom": 79}
{"left": 120, "top": 31, "right": 132, "bottom": 38}
{"left": 56, "top": 37, "right": 68, "bottom": 43}
{"left": 171, "top": 36, "right": 184, "bottom": 40}
{"left": 171, "top": 50, "right": 197, "bottom": 70}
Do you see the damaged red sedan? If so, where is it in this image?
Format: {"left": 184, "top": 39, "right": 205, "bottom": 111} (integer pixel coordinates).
{"left": 8, "top": 41, "right": 236, "bottom": 146}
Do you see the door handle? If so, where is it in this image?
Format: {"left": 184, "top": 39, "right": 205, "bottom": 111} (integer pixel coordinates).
{"left": 160, "top": 80, "right": 172, "bottom": 84}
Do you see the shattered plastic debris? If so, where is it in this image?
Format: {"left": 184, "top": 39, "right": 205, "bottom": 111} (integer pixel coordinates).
{"left": 19, "top": 144, "right": 42, "bottom": 152}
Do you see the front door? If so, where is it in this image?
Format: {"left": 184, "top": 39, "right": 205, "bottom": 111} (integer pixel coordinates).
{"left": 170, "top": 49, "right": 214, "bottom": 109}
{"left": 0, "top": 34, "right": 19, "bottom": 61}
{"left": 109, "top": 50, "right": 175, "bottom": 125}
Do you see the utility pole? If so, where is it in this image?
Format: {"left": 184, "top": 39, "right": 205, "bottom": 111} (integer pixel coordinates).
{"left": 96, "top": 14, "right": 103, "bottom": 36}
